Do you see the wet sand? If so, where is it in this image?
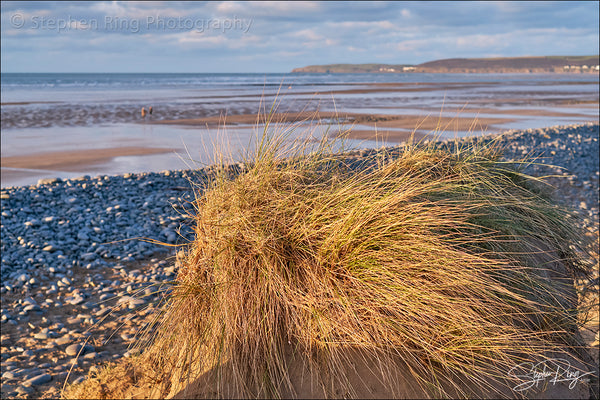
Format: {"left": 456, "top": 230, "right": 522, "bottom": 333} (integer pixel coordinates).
{"left": 2, "top": 147, "right": 176, "bottom": 171}
{"left": 400, "top": 106, "right": 598, "bottom": 118}
{"left": 180, "top": 80, "right": 600, "bottom": 99}
{"left": 1, "top": 147, "right": 175, "bottom": 184}
{"left": 340, "top": 129, "right": 428, "bottom": 142}
{"left": 152, "top": 111, "right": 516, "bottom": 133}
{"left": 2, "top": 79, "right": 598, "bottom": 187}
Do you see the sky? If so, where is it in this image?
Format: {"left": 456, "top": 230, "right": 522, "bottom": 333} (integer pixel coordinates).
{"left": 1, "top": 1, "right": 598, "bottom": 73}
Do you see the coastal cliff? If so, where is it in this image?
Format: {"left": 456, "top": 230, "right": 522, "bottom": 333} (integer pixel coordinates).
{"left": 292, "top": 55, "right": 600, "bottom": 73}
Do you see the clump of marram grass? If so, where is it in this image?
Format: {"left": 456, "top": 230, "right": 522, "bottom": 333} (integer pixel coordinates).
{"left": 64, "top": 118, "right": 592, "bottom": 399}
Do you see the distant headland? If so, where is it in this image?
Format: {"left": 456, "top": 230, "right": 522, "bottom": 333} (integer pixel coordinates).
{"left": 292, "top": 55, "right": 600, "bottom": 74}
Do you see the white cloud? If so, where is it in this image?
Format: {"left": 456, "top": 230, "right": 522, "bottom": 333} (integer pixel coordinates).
{"left": 289, "top": 28, "right": 323, "bottom": 41}
{"left": 272, "top": 49, "right": 305, "bottom": 58}
{"left": 328, "top": 20, "right": 398, "bottom": 31}
{"left": 346, "top": 46, "right": 366, "bottom": 52}
{"left": 1, "top": 1, "right": 598, "bottom": 72}
{"left": 228, "top": 34, "right": 264, "bottom": 49}
{"left": 91, "top": 2, "right": 189, "bottom": 19}
{"left": 455, "top": 34, "right": 502, "bottom": 50}
{"left": 215, "top": 1, "right": 321, "bottom": 17}
{"left": 176, "top": 31, "right": 227, "bottom": 46}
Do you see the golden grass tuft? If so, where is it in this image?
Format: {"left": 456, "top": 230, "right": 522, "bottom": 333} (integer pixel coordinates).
{"left": 64, "top": 113, "right": 593, "bottom": 399}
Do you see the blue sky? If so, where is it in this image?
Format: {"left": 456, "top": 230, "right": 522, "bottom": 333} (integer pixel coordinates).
{"left": 1, "top": 1, "right": 598, "bottom": 73}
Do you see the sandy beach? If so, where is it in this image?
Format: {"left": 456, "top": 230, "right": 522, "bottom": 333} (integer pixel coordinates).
{"left": 1, "top": 147, "right": 177, "bottom": 189}
{"left": 2, "top": 74, "right": 598, "bottom": 187}
{"left": 152, "top": 110, "right": 516, "bottom": 132}
{"left": 1, "top": 147, "right": 175, "bottom": 172}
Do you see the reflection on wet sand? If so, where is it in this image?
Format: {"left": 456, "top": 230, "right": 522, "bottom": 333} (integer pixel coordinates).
{"left": 1, "top": 78, "right": 598, "bottom": 187}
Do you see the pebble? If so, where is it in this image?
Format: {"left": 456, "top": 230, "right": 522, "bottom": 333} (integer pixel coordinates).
{"left": 55, "top": 335, "right": 73, "bottom": 346}
{"left": 37, "top": 178, "right": 61, "bottom": 186}
{"left": 1, "top": 170, "right": 196, "bottom": 288}
{"left": 2, "top": 370, "right": 24, "bottom": 379}
{"left": 65, "top": 343, "right": 95, "bottom": 357}
{"left": 24, "top": 373, "right": 52, "bottom": 386}
{"left": 83, "top": 352, "right": 98, "bottom": 360}
{"left": 34, "top": 330, "right": 51, "bottom": 340}
{"left": 15, "top": 386, "right": 34, "bottom": 395}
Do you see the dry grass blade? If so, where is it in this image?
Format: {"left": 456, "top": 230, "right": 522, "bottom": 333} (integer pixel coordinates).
{"left": 63, "top": 109, "right": 594, "bottom": 399}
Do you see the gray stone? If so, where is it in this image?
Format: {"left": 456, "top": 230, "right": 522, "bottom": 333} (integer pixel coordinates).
{"left": 117, "top": 295, "right": 134, "bottom": 305}
{"left": 129, "top": 298, "right": 146, "bottom": 308}
{"left": 65, "top": 343, "right": 94, "bottom": 356}
{"left": 55, "top": 335, "right": 73, "bottom": 346}
{"left": 54, "top": 371, "right": 69, "bottom": 382}
{"left": 25, "top": 373, "right": 52, "bottom": 386}
{"left": 83, "top": 352, "right": 98, "bottom": 360}
{"left": 2, "top": 370, "right": 24, "bottom": 379}
{"left": 37, "top": 178, "right": 62, "bottom": 185}
{"left": 81, "top": 252, "right": 97, "bottom": 261}
{"left": 34, "top": 331, "right": 49, "bottom": 340}
{"left": 66, "top": 296, "right": 85, "bottom": 306}
{"left": 66, "top": 316, "right": 83, "bottom": 325}
{"left": 23, "top": 304, "right": 41, "bottom": 312}
{"left": 15, "top": 385, "right": 35, "bottom": 394}
{"left": 22, "top": 296, "right": 38, "bottom": 306}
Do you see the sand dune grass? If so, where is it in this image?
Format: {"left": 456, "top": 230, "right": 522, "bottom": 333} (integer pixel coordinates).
{"left": 63, "top": 115, "right": 592, "bottom": 399}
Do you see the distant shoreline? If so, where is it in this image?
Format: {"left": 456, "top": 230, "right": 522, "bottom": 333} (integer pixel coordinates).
{"left": 292, "top": 55, "right": 600, "bottom": 74}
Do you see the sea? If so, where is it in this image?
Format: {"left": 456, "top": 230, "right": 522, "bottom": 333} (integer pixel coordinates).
{"left": 2, "top": 72, "right": 599, "bottom": 187}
